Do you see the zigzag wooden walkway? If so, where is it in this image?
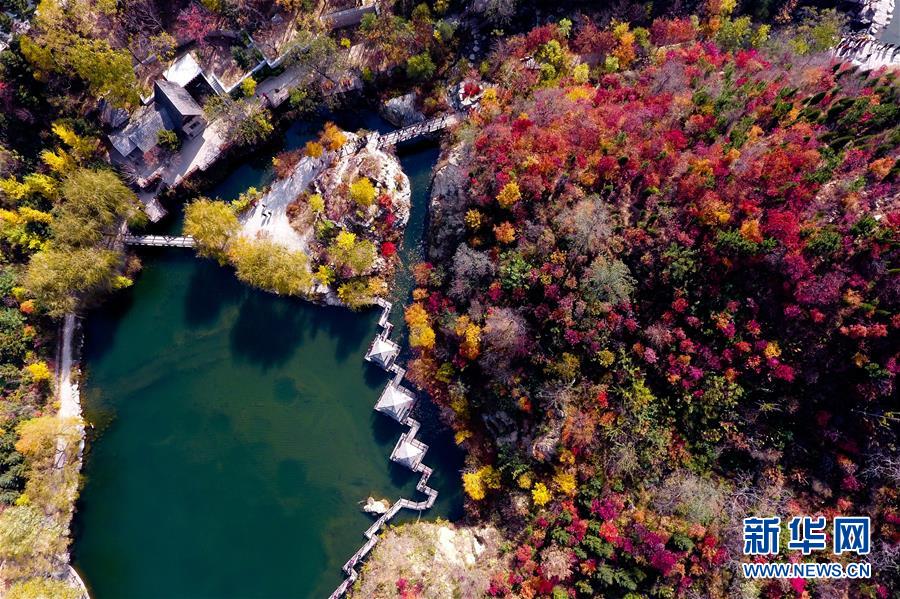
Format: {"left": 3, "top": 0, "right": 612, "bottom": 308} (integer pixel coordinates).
{"left": 329, "top": 297, "right": 439, "bottom": 599}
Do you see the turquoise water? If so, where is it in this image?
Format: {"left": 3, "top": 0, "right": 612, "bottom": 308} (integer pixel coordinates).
{"left": 72, "top": 113, "right": 462, "bottom": 599}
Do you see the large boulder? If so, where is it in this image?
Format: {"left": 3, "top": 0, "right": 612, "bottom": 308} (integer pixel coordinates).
{"left": 380, "top": 92, "right": 426, "bottom": 127}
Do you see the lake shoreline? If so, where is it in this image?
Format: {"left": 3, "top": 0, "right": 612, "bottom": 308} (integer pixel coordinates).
{"left": 69, "top": 107, "right": 463, "bottom": 599}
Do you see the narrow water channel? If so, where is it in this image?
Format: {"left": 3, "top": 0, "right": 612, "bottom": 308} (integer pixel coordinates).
{"left": 72, "top": 111, "right": 463, "bottom": 599}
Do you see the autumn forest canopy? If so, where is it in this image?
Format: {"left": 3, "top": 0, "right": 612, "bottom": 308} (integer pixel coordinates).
{"left": 403, "top": 14, "right": 898, "bottom": 599}
{"left": 0, "top": 0, "right": 897, "bottom": 596}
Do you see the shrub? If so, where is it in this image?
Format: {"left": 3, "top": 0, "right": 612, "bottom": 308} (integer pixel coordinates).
{"left": 157, "top": 129, "right": 181, "bottom": 151}
{"left": 406, "top": 52, "right": 436, "bottom": 82}
{"left": 349, "top": 177, "right": 376, "bottom": 207}
{"left": 240, "top": 76, "right": 257, "bottom": 98}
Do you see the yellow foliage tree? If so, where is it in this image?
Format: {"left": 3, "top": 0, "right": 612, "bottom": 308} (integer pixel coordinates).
{"left": 240, "top": 77, "right": 257, "bottom": 97}
{"left": 462, "top": 465, "right": 500, "bottom": 500}
{"left": 465, "top": 209, "right": 483, "bottom": 229}
{"left": 462, "top": 470, "right": 486, "bottom": 500}
{"left": 315, "top": 265, "right": 334, "bottom": 286}
{"left": 335, "top": 230, "right": 357, "bottom": 250}
{"left": 405, "top": 303, "right": 435, "bottom": 349}
{"left": 228, "top": 238, "right": 313, "bottom": 296}
{"left": 0, "top": 174, "right": 58, "bottom": 202}
{"left": 460, "top": 322, "right": 481, "bottom": 360}
{"left": 184, "top": 198, "right": 240, "bottom": 264}
{"left": 336, "top": 279, "right": 372, "bottom": 309}
{"left": 454, "top": 429, "right": 472, "bottom": 445}
{"left": 553, "top": 469, "right": 577, "bottom": 495}
{"left": 51, "top": 122, "right": 97, "bottom": 159}
{"left": 349, "top": 177, "right": 376, "bottom": 207}
{"left": 25, "top": 362, "right": 52, "bottom": 383}
{"left": 532, "top": 482, "right": 552, "bottom": 506}
{"left": 305, "top": 141, "right": 324, "bottom": 158}
{"left": 308, "top": 193, "right": 325, "bottom": 213}
{"left": 320, "top": 122, "right": 347, "bottom": 151}
{"left": 496, "top": 181, "right": 521, "bottom": 208}
{"left": 40, "top": 148, "right": 75, "bottom": 174}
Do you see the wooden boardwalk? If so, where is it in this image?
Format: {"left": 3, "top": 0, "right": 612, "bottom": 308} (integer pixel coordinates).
{"left": 324, "top": 119, "right": 464, "bottom": 598}
{"left": 373, "top": 113, "right": 460, "bottom": 149}
{"left": 123, "top": 234, "right": 196, "bottom": 248}
{"left": 328, "top": 297, "right": 440, "bottom": 599}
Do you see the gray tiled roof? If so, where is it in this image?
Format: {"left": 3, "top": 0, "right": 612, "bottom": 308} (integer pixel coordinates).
{"left": 108, "top": 104, "right": 174, "bottom": 157}
{"left": 155, "top": 80, "right": 204, "bottom": 118}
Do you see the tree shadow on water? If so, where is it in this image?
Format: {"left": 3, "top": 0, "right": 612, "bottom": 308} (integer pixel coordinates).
{"left": 306, "top": 303, "right": 379, "bottom": 364}
{"left": 229, "top": 292, "right": 309, "bottom": 368}
{"left": 81, "top": 287, "right": 136, "bottom": 363}
{"left": 183, "top": 260, "right": 244, "bottom": 327}
{"left": 362, "top": 360, "right": 390, "bottom": 390}
{"left": 369, "top": 410, "right": 403, "bottom": 446}
{"left": 388, "top": 460, "right": 418, "bottom": 490}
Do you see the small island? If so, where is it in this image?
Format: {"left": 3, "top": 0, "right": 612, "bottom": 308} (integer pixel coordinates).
{"left": 185, "top": 123, "right": 412, "bottom": 309}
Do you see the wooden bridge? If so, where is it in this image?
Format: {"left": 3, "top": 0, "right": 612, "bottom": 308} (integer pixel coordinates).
{"left": 332, "top": 112, "right": 461, "bottom": 160}
{"left": 374, "top": 113, "right": 461, "bottom": 148}
{"left": 329, "top": 297, "right": 440, "bottom": 599}
{"left": 123, "top": 234, "right": 196, "bottom": 248}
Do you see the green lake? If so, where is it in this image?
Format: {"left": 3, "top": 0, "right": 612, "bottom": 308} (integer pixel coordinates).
{"left": 72, "top": 112, "right": 463, "bottom": 599}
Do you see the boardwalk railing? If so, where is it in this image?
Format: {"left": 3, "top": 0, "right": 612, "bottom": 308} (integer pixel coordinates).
{"left": 329, "top": 297, "right": 440, "bottom": 599}
{"left": 123, "top": 235, "right": 196, "bottom": 248}
{"left": 374, "top": 113, "right": 461, "bottom": 148}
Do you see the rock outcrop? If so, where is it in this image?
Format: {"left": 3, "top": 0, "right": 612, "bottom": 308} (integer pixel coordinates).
{"left": 362, "top": 496, "right": 390, "bottom": 515}
{"left": 427, "top": 141, "right": 471, "bottom": 263}
{"left": 835, "top": 0, "right": 900, "bottom": 69}
{"left": 313, "top": 132, "right": 411, "bottom": 228}
{"left": 349, "top": 522, "right": 510, "bottom": 599}
{"left": 380, "top": 93, "right": 426, "bottom": 128}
